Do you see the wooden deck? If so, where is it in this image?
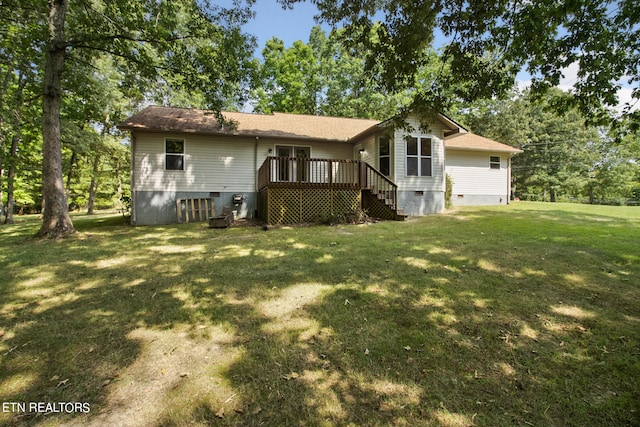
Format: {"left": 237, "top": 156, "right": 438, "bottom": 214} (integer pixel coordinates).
{"left": 257, "top": 157, "right": 402, "bottom": 224}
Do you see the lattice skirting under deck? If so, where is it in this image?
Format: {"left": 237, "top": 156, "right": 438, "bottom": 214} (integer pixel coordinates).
{"left": 258, "top": 188, "right": 362, "bottom": 225}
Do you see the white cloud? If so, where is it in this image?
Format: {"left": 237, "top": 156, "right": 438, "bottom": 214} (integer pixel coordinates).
{"left": 515, "top": 62, "right": 638, "bottom": 114}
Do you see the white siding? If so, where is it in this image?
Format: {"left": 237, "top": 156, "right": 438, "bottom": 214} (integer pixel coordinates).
{"left": 353, "top": 134, "right": 376, "bottom": 165}
{"left": 133, "top": 133, "right": 359, "bottom": 193}
{"left": 133, "top": 132, "right": 256, "bottom": 192}
{"left": 255, "top": 138, "right": 354, "bottom": 163}
{"left": 393, "top": 113, "right": 446, "bottom": 192}
{"left": 445, "top": 150, "right": 510, "bottom": 199}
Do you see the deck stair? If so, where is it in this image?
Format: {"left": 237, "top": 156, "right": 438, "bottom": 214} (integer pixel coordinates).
{"left": 361, "top": 163, "right": 406, "bottom": 221}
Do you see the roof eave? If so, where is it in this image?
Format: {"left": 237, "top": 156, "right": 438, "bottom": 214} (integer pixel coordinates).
{"left": 118, "top": 126, "right": 354, "bottom": 143}
{"left": 445, "top": 146, "right": 523, "bottom": 154}
{"left": 348, "top": 123, "right": 385, "bottom": 143}
{"left": 437, "top": 113, "right": 468, "bottom": 134}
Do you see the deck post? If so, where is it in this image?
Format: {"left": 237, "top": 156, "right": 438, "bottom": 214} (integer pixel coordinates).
{"left": 359, "top": 161, "right": 367, "bottom": 189}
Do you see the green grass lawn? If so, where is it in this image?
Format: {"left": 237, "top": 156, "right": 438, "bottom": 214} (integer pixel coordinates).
{"left": 1, "top": 202, "right": 639, "bottom": 426}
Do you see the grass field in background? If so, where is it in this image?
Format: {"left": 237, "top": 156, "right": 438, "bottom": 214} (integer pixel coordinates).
{"left": 1, "top": 202, "right": 638, "bottom": 426}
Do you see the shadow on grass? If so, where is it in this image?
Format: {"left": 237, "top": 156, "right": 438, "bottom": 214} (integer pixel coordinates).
{"left": 0, "top": 205, "right": 638, "bottom": 426}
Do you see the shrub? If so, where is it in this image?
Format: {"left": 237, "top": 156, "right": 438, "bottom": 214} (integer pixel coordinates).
{"left": 445, "top": 173, "right": 453, "bottom": 209}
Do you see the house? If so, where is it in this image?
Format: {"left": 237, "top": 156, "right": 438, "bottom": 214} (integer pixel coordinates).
{"left": 119, "top": 106, "right": 522, "bottom": 225}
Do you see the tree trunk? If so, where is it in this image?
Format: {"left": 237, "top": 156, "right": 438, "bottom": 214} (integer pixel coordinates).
{"left": 37, "top": 0, "right": 75, "bottom": 238}
{"left": 4, "top": 134, "right": 19, "bottom": 224}
{"left": 0, "top": 66, "right": 16, "bottom": 220}
{"left": 65, "top": 149, "right": 77, "bottom": 202}
{"left": 4, "top": 71, "right": 27, "bottom": 224}
{"left": 86, "top": 154, "right": 100, "bottom": 215}
{"left": 0, "top": 121, "right": 5, "bottom": 221}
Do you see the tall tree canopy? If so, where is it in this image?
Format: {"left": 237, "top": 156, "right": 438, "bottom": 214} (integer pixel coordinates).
{"left": 280, "top": 0, "right": 640, "bottom": 131}
{"left": 1, "top": 0, "right": 255, "bottom": 237}
{"left": 252, "top": 26, "right": 410, "bottom": 118}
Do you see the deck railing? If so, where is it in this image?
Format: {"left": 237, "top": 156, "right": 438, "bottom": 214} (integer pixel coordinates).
{"left": 258, "top": 157, "right": 361, "bottom": 189}
{"left": 363, "top": 162, "right": 398, "bottom": 210}
{"left": 258, "top": 156, "right": 397, "bottom": 209}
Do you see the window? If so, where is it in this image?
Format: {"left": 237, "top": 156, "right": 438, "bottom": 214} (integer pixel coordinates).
{"left": 379, "top": 136, "right": 391, "bottom": 176}
{"left": 406, "top": 136, "right": 432, "bottom": 177}
{"left": 490, "top": 156, "right": 501, "bottom": 169}
{"left": 166, "top": 139, "right": 185, "bottom": 170}
{"left": 275, "top": 145, "right": 311, "bottom": 182}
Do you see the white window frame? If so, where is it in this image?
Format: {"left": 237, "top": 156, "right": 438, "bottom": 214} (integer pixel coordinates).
{"left": 274, "top": 145, "right": 312, "bottom": 182}
{"left": 165, "top": 138, "right": 185, "bottom": 171}
{"left": 490, "top": 155, "right": 501, "bottom": 170}
{"left": 378, "top": 135, "right": 391, "bottom": 177}
{"left": 405, "top": 136, "right": 433, "bottom": 177}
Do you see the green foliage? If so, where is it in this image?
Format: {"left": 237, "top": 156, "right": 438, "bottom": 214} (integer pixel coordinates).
{"left": 281, "top": 0, "right": 640, "bottom": 133}
{"left": 251, "top": 26, "right": 409, "bottom": 119}
{"left": 445, "top": 173, "right": 453, "bottom": 209}
{"left": 460, "top": 89, "right": 640, "bottom": 204}
{"left": 316, "top": 208, "right": 370, "bottom": 225}
{"left": 0, "top": 0, "right": 257, "bottom": 230}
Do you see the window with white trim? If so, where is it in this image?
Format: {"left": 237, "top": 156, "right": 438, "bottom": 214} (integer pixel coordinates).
{"left": 490, "top": 156, "right": 501, "bottom": 169}
{"left": 378, "top": 136, "right": 391, "bottom": 176}
{"left": 406, "top": 136, "right": 432, "bottom": 177}
{"left": 166, "top": 139, "right": 185, "bottom": 170}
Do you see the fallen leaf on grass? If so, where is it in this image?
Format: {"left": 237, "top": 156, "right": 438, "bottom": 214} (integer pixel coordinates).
{"left": 215, "top": 407, "right": 224, "bottom": 418}
{"left": 282, "top": 372, "right": 299, "bottom": 380}
{"left": 378, "top": 401, "right": 394, "bottom": 412}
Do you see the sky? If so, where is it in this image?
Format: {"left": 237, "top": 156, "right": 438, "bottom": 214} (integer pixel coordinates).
{"left": 242, "top": 1, "right": 330, "bottom": 52}
{"left": 240, "top": 1, "right": 450, "bottom": 54}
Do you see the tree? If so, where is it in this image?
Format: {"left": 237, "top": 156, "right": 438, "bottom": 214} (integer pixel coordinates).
{"left": 2, "top": 0, "right": 255, "bottom": 237}
{"left": 251, "top": 26, "right": 410, "bottom": 119}
{"left": 317, "top": 26, "right": 410, "bottom": 119}
{"left": 280, "top": 0, "right": 640, "bottom": 132}
{"left": 588, "top": 133, "right": 640, "bottom": 204}
{"left": 459, "top": 89, "right": 639, "bottom": 203}
{"left": 253, "top": 37, "right": 320, "bottom": 114}
{"left": 0, "top": 5, "right": 42, "bottom": 223}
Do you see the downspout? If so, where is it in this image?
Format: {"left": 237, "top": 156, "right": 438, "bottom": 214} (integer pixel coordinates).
{"left": 442, "top": 139, "right": 446, "bottom": 194}
{"left": 254, "top": 136, "right": 259, "bottom": 218}
{"left": 130, "top": 133, "right": 136, "bottom": 225}
{"left": 507, "top": 153, "right": 514, "bottom": 204}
